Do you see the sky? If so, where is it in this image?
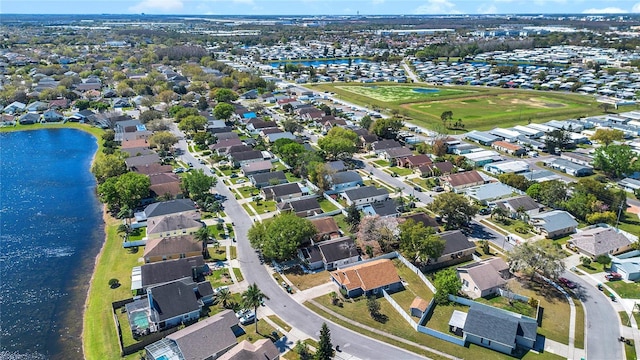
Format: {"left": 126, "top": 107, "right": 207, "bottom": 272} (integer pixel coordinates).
{"left": 2, "top": 0, "right": 640, "bottom": 16}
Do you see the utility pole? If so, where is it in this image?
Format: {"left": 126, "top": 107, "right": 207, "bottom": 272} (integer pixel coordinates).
{"left": 615, "top": 195, "right": 624, "bottom": 230}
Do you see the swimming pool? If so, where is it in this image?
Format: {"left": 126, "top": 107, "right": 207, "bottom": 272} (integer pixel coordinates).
{"left": 131, "top": 310, "right": 150, "bottom": 329}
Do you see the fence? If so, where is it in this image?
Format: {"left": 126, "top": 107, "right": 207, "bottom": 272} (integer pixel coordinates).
{"left": 416, "top": 325, "right": 466, "bottom": 346}
{"left": 382, "top": 289, "right": 417, "bottom": 328}
{"left": 497, "top": 288, "right": 529, "bottom": 303}
{"left": 123, "top": 239, "right": 147, "bottom": 248}
{"left": 394, "top": 252, "right": 437, "bottom": 293}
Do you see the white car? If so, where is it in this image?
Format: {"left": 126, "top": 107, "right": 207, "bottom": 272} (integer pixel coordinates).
{"left": 236, "top": 179, "right": 246, "bottom": 184}
{"left": 235, "top": 308, "right": 251, "bottom": 318}
{"left": 213, "top": 286, "right": 229, "bottom": 295}
{"left": 239, "top": 311, "right": 256, "bottom": 325}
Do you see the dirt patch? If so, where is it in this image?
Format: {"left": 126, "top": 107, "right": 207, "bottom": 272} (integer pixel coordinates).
{"left": 509, "top": 98, "right": 566, "bottom": 109}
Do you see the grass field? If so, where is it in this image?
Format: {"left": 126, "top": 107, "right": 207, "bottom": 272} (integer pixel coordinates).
{"left": 310, "top": 83, "right": 613, "bottom": 132}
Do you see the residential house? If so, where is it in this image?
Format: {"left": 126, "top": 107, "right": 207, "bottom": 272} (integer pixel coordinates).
{"left": 230, "top": 150, "right": 264, "bottom": 167}
{"left": 341, "top": 186, "right": 389, "bottom": 208}
{"left": 418, "top": 161, "right": 455, "bottom": 177}
{"left": 331, "top": 259, "right": 404, "bottom": 298}
{"left": 146, "top": 277, "right": 213, "bottom": 331}
{"left": 618, "top": 178, "right": 640, "bottom": 193}
{"left": 318, "top": 237, "right": 360, "bottom": 270}
{"left": 465, "top": 183, "right": 521, "bottom": 205}
{"left": 132, "top": 163, "right": 173, "bottom": 176}
{"left": 458, "top": 258, "right": 511, "bottom": 299}
{"left": 399, "top": 212, "right": 440, "bottom": 231}
{"left": 328, "top": 171, "right": 364, "bottom": 193}
{"left": 371, "top": 139, "right": 403, "bottom": 155}
{"left": 441, "top": 170, "right": 485, "bottom": 192}
{"left": 19, "top": 113, "right": 40, "bottom": 124}
{"left": 137, "top": 199, "right": 198, "bottom": 223}
{"left": 210, "top": 139, "right": 244, "bottom": 154}
{"left": 266, "top": 131, "right": 296, "bottom": 143}
{"left": 544, "top": 158, "right": 593, "bottom": 177}
{"left": 398, "top": 154, "right": 432, "bottom": 169}
{"left": 491, "top": 141, "right": 526, "bottom": 156}
{"left": 3, "top": 101, "right": 26, "bottom": 114}
{"left": 148, "top": 173, "right": 182, "bottom": 199}
{"left": 529, "top": 210, "right": 578, "bottom": 238}
{"left": 261, "top": 182, "right": 304, "bottom": 202}
{"left": 484, "top": 160, "right": 530, "bottom": 175}
{"left": 465, "top": 130, "right": 501, "bottom": 146}
{"left": 145, "top": 310, "right": 240, "bottom": 360}
{"left": 610, "top": 250, "right": 640, "bottom": 281}
{"left": 42, "top": 109, "right": 64, "bottom": 122}
{"left": 143, "top": 235, "right": 203, "bottom": 263}
{"left": 250, "top": 170, "right": 288, "bottom": 188}
{"left": 361, "top": 199, "right": 400, "bottom": 218}
{"left": 278, "top": 198, "right": 322, "bottom": 217}
{"left": 383, "top": 147, "right": 414, "bottom": 163}
{"left": 461, "top": 302, "right": 538, "bottom": 355}
{"left": 568, "top": 226, "right": 634, "bottom": 258}
{"left": 147, "top": 214, "right": 204, "bottom": 240}
{"left": 125, "top": 154, "right": 161, "bottom": 171}
{"left": 494, "top": 196, "right": 541, "bottom": 219}
{"left": 326, "top": 160, "right": 347, "bottom": 173}
{"left": 218, "top": 339, "right": 280, "bottom": 360}
{"left": 310, "top": 217, "right": 342, "bottom": 243}
{"left": 560, "top": 152, "right": 592, "bottom": 167}
{"left": 131, "top": 256, "right": 206, "bottom": 294}
{"left": 425, "top": 230, "right": 475, "bottom": 270}
{"left": 241, "top": 160, "right": 273, "bottom": 176}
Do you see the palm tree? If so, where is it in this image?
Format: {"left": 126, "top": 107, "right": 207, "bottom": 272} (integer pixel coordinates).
{"left": 195, "top": 226, "right": 210, "bottom": 259}
{"left": 242, "top": 283, "right": 270, "bottom": 333}
{"left": 491, "top": 207, "right": 507, "bottom": 222}
{"left": 214, "top": 288, "right": 232, "bottom": 308}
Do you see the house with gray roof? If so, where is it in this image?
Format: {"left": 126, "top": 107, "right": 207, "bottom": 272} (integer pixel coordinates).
{"left": 610, "top": 250, "right": 640, "bottom": 281}
{"left": 218, "top": 339, "right": 279, "bottom": 360}
{"left": 529, "top": 210, "right": 578, "bottom": 238}
{"left": 261, "top": 182, "right": 304, "bottom": 201}
{"left": 494, "top": 195, "right": 541, "bottom": 220}
{"left": 465, "top": 182, "right": 521, "bottom": 205}
{"left": 241, "top": 159, "right": 273, "bottom": 176}
{"left": 146, "top": 277, "right": 213, "bottom": 332}
{"left": 461, "top": 302, "right": 538, "bottom": 355}
{"left": 125, "top": 153, "right": 161, "bottom": 170}
{"left": 250, "top": 170, "right": 288, "bottom": 188}
{"left": 618, "top": 177, "right": 640, "bottom": 193}
{"left": 544, "top": 158, "right": 593, "bottom": 177}
{"left": 362, "top": 199, "right": 400, "bottom": 218}
{"left": 425, "top": 230, "right": 475, "bottom": 270}
{"left": 137, "top": 199, "right": 198, "bottom": 222}
{"left": 278, "top": 198, "right": 322, "bottom": 217}
{"left": 465, "top": 130, "right": 501, "bottom": 146}
{"left": 328, "top": 171, "right": 364, "bottom": 193}
{"left": 341, "top": 186, "right": 389, "bottom": 208}
{"left": 132, "top": 256, "right": 205, "bottom": 294}
{"left": 145, "top": 308, "right": 237, "bottom": 360}
{"left": 146, "top": 213, "right": 204, "bottom": 240}
{"left": 568, "top": 226, "right": 634, "bottom": 259}
{"left": 458, "top": 258, "right": 510, "bottom": 299}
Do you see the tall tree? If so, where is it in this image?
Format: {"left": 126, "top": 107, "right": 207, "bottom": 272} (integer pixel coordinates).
{"left": 149, "top": 131, "right": 178, "bottom": 152}
{"left": 214, "top": 88, "right": 239, "bottom": 103}
{"left": 398, "top": 219, "right": 445, "bottom": 265}
{"left": 433, "top": 268, "right": 461, "bottom": 304}
{"left": 593, "top": 144, "right": 639, "bottom": 179}
{"left": 508, "top": 240, "right": 565, "bottom": 280}
{"left": 429, "top": 192, "right": 477, "bottom": 230}
{"left": 242, "top": 283, "right": 270, "bottom": 333}
{"left": 262, "top": 213, "right": 317, "bottom": 260}
{"left": 315, "top": 323, "right": 334, "bottom": 360}
{"left": 371, "top": 117, "right": 403, "bottom": 139}
{"left": 91, "top": 152, "right": 127, "bottom": 184}
{"left": 182, "top": 169, "right": 217, "bottom": 202}
{"left": 213, "top": 102, "right": 235, "bottom": 120}
{"left": 344, "top": 204, "right": 361, "bottom": 231}
{"left": 356, "top": 215, "right": 399, "bottom": 254}
{"left": 247, "top": 221, "right": 268, "bottom": 250}
{"left": 178, "top": 115, "right": 207, "bottom": 133}
{"left": 317, "top": 127, "right": 358, "bottom": 160}
{"left": 195, "top": 226, "right": 210, "bottom": 258}
{"left": 590, "top": 128, "right": 624, "bottom": 147}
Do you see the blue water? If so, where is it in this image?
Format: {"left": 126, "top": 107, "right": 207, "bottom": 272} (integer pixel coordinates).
{"left": 0, "top": 129, "right": 104, "bottom": 360}
{"left": 269, "top": 58, "right": 369, "bottom": 68}
{"left": 412, "top": 88, "right": 440, "bottom": 94}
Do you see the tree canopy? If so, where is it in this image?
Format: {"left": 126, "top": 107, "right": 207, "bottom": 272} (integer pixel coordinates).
{"left": 178, "top": 115, "right": 207, "bottom": 133}
{"left": 590, "top": 128, "right": 624, "bottom": 147}
{"left": 315, "top": 323, "right": 334, "bottom": 360}
{"left": 213, "top": 88, "right": 239, "bottom": 103}
{"left": 593, "top": 144, "right": 639, "bottom": 179}
{"left": 317, "top": 127, "right": 358, "bottom": 160}
{"left": 213, "top": 102, "right": 235, "bottom": 120}
{"left": 508, "top": 240, "right": 565, "bottom": 280}
{"left": 433, "top": 268, "right": 462, "bottom": 304}
{"left": 148, "top": 131, "right": 178, "bottom": 151}
{"left": 98, "top": 172, "right": 150, "bottom": 212}
{"left": 91, "top": 152, "right": 127, "bottom": 184}
{"left": 429, "top": 192, "right": 476, "bottom": 230}
{"left": 182, "top": 169, "right": 217, "bottom": 202}
{"left": 370, "top": 117, "right": 403, "bottom": 139}
{"left": 248, "top": 213, "right": 317, "bottom": 261}
{"left": 398, "top": 219, "right": 445, "bottom": 265}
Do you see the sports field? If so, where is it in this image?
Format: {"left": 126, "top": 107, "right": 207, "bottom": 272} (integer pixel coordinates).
{"left": 336, "top": 85, "right": 475, "bottom": 103}
{"left": 310, "top": 83, "right": 608, "bottom": 131}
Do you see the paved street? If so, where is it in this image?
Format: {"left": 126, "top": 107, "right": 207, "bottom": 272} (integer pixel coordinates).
{"left": 170, "top": 124, "right": 426, "bottom": 359}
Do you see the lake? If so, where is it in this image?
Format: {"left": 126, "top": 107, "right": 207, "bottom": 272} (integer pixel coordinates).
{"left": 269, "top": 58, "right": 369, "bottom": 68}
{"left": 0, "top": 128, "right": 104, "bottom": 360}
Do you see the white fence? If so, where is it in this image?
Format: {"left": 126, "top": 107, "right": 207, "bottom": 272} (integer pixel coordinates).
{"left": 382, "top": 289, "right": 417, "bottom": 328}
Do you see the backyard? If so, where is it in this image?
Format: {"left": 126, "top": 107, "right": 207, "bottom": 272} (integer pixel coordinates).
{"left": 283, "top": 267, "right": 332, "bottom": 290}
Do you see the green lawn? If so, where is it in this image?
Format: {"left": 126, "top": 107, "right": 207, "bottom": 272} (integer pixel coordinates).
{"left": 207, "top": 268, "right": 234, "bottom": 288}
{"left": 426, "top": 302, "right": 468, "bottom": 334}
{"left": 373, "top": 159, "right": 390, "bottom": 167}
{"left": 617, "top": 212, "right": 640, "bottom": 236}
{"left": 625, "top": 339, "right": 637, "bottom": 360}
{"left": 607, "top": 280, "right": 640, "bottom": 298}
{"left": 577, "top": 262, "right": 607, "bottom": 274}
{"left": 574, "top": 299, "right": 585, "bottom": 349}
{"left": 333, "top": 214, "right": 353, "bottom": 236}
{"left": 127, "top": 227, "right": 146, "bottom": 241}
{"left": 484, "top": 219, "right": 535, "bottom": 239}
{"left": 233, "top": 267, "right": 244, "bottom": 283}
{"left": 229, "top": 246, "right": 237, "bottom": 260}
{"left": 285, "top": 171, "right": 302, "bottom": 183}
{"left": 310, "top": 83, "right": 606, "bottom": 132}
{"left": 83, "top": 218, "right": 144, "bottom": 360}
{"left": 209, "top": 247, "right": 227, "bottom": 261}
{"left": 389, "top": 166, "right": 414, "bottom": 176}
{"left": 392, "top": 259, "right": 434, "bottom": 302}
{"left": 267, "top": 315, "right": 292, "bottom": 332}
{"left": 318, "top": 198, "right": 339, "bottom": 212}
{"left": 475, "top": 295, "right": 536, "bottom": 318}
{"left": 238, "top": 185, "right": 260, "bottom": 199}
{"left": 252, "top": 200, "right": 277, "bottom": 213}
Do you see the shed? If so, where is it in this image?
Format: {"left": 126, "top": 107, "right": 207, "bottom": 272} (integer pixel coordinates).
{"left": 410, "top": 297, "right": 429, "bottom": 318}
{"left": 448, "top": 310, "right": 468, "bottom": 337}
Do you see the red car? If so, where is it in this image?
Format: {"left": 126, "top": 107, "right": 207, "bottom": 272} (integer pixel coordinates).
{"left": 605, "top": 273, "right": 622, "bottom": 281}
{"left": 558, "top": 277, "right": 577, "bottom": 289}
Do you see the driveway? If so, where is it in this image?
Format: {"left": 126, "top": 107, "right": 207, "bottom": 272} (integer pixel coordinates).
{"left": 170, "top": 125, "right": 425, "bottom": 359}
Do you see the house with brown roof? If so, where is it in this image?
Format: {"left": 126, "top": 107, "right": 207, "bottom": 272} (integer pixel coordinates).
{"left": 331, "top": 259, "right": 403, "bottom": 298}
{"left": 418, "top": 161, "right": 455, "bottom": 177}
{"left": 143, "top": 235, "right": 203, "bottom": 263}
{"left": 410, "top": 297, "right": 429, "bottom": 318}
{"left": 491, "top": 141, "right": 526, "bottom": 156}
{"left": 149, "top": 173, "right": 182, "bottom": 199}
{"left": 457, "top": 258, "right": 511, "bottom": 299}
{"left": 121, "top": 138, "right": 150, "bottom": 149}
{"left": 133, "top": 163, "right": 173, "bottom": 176}
{"left": 310, "top": 217, "right": 342, "bottom": 243}
{"left": 440, "top": 170, "right": 485, "bottom": 192}
{"left": 399, "top": 212, "right": 440, "bottom": 231}
{"left": 383, "top": 147, "right": 414, "bottom": 162}
{"left": 397, "top": 154, "right": 432, "bottom": 168}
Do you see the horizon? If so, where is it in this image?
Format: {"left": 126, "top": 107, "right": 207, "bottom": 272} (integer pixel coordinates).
{"left": 2, "top": 0, "right": 640, "bottom": 16}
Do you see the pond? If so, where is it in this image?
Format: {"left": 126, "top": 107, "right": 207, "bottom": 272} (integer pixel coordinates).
{"left": 269, "top": 58, "right": 369, "bottom": 68}
{"left": 412, "top": 88, "right": 440, "bottom": 94}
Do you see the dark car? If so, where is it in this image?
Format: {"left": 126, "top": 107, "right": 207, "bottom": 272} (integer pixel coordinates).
{"left": 558, "top": 277, "right": 577, "bottom": 289}
{"left": 478, "top": 208, "right": 491, "bottom": 215}
{"left": 413, "top": 186, "right": 422, "bottom": 192}
{"left": 605, "top": 272, "right": 622, "bottom": 281}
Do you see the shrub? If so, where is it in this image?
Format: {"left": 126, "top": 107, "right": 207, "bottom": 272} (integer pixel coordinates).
{"left": 528, "top": 297, "right": 539, "bottom": 308}
{"left": 580, "top": 256, "right": 592, "bottom": 267}
{"left": 201, "top": 150, "right": 211, "bottom": 156}
{"left": 108, "top": 278, "right": 120, "bottom": 288}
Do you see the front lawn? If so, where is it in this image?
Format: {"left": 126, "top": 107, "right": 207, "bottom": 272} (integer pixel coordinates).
{"left": 576, "top": 262, "right": 607, "bottom": 274}
{"left": 238, "top": 185, "right": 260, "bottom": 199}
{"left": 389, "top": 166, "right": 414, "bottom": 177}
{"left": 607, "top": 280, "right": 640, "bottom": 298}
{"left": 373, "top": 159, "right": 389, "bottom": 167}
{"left": 283, "top": 267, "right": 331, "bottom": 290}
{"left": 209, "top": 247, "right": 227, "bottom": 261}
{"left": 252, "top": 200, "right": 277, "bottom": 213}
{"left": 233, "top": 268, "right": 244, "bottom": 282}
{"left": 484, "top": 219, "right": 535, "bottom": 239}
{"left": 207, "top": 268, "right": 234, "bottom": 288}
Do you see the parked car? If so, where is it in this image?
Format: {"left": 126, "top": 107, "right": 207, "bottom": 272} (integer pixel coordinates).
{"left": 235, "top": 308, "right": 251, "bottom": 319}
{"left": 237, "top": 179, "right": 246, "bottom": 184}
{"left": 239, "top": 311, "right": 256, "bottom": 325}
{"left": 605, "top": 272, "right": 622, "bottom": 281}
{"left": 413, "top": 186, "right": 422, "bottom": 192}
{"left": 172, "top": 167, "right": 185, "bottom": 174}
{"left": 558, "top": 277, "right": 577, "bottom": 289}
{"left": 230, "top": 173, "right": 239, "bottom": 178}
{"left": 213, "top": 286, "right": 229, "bottom": 295}
{"left": 433, "top": 186, "right": 444, "bottom": 192}
{"left": 478, "top": 208, "right": 491, "bottom": 215}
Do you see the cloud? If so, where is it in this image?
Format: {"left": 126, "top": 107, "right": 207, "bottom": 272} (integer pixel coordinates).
{"left": 129, "top": 0, "right": 183, "bottom": 13}
{"left": 582, "top": 7, "right": 628, "bottom": 13}
{"left": 633, "top": 3, "right": 640, "bottom": 12}
{"left": 477, "top": 4, "right": 498, "bottom": 14}
{"left": 372, "top": 0, "right": 385, "bottom": 4}
{"left": 414, "top": 0, "right": 461, "bottom": 14}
